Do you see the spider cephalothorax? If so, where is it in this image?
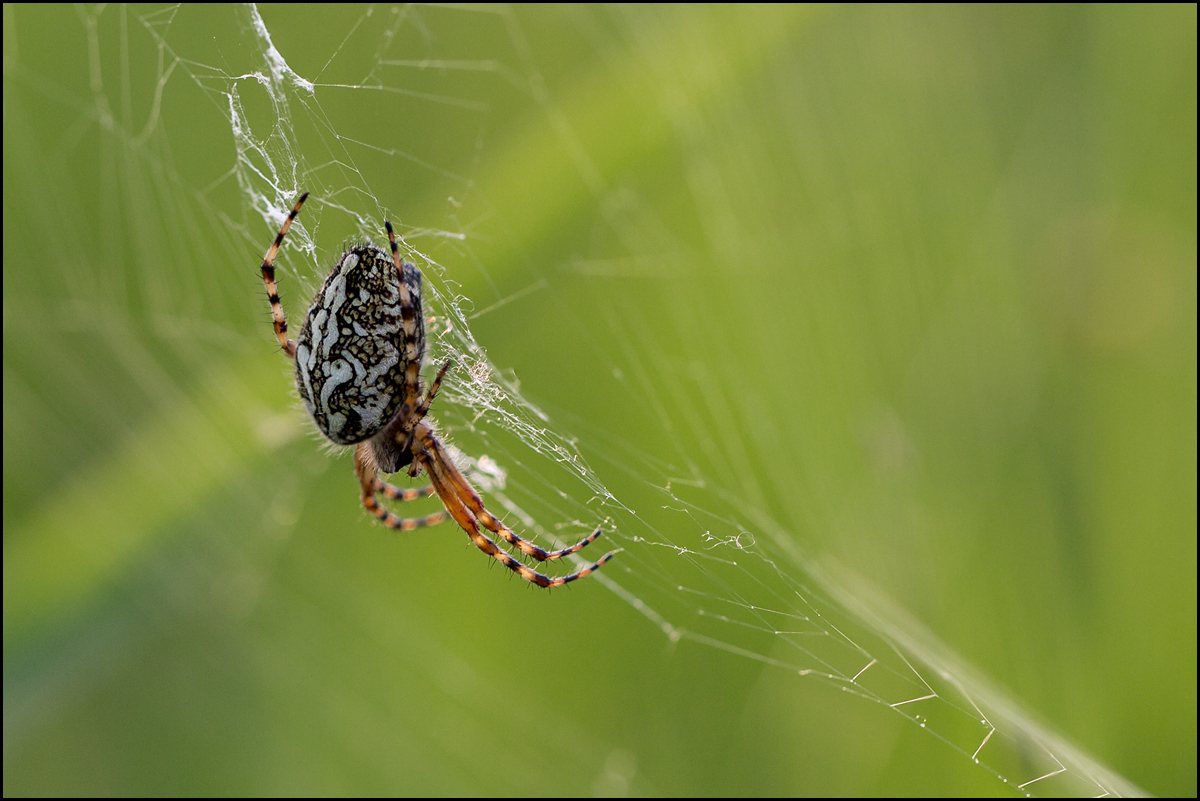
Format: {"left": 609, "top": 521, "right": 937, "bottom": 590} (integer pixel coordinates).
{"left": 259, "top": 192, "right": 617, "bottom": 588}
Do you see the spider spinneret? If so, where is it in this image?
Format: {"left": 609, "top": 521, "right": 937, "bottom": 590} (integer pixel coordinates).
{"left": 259, "top": 192, "right": 618, "bottom": 588}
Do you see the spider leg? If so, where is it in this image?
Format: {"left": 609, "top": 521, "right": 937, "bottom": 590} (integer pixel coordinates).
{"left": 433, "top": 453, "right": 603, "bottom": 562}
{"left": 369, "top": 504, "right": 448, "bottom": 531}
{"left": 385, "top": 220, "right": 425, "bottom": 407}
{"left": 402, "top": 369, "right": 599, "bottom": 560}
{"left": 374, "top": 459, "right": 485, "bottom": 507}
{"left": 397, "top": 358, "right": 452, "bottom": 479}
{"left": 412, "top": 423, "right": 619, "bottom": 587}
{"left": 374, "top": 478, "right": 437, "bottom": 502}
{"left": 413, "top": 359, "right": 452, "bottom": 426}
{"left": 355, "top": 444, "right": 448, "bottom": 531}
{"left": 260, "top": 192, "right": 308, "bottom": 359}
{"left": 493, "top": 521, "right": 603, "bottom": 562}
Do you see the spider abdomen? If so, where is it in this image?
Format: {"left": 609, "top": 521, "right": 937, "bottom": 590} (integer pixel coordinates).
{"left": 294, "top": 245, "right": 424, "bottom": 445}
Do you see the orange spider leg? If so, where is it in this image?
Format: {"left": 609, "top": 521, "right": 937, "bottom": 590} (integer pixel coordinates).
{"left": 412, "top": 359, "right": 452, "bottom": 425}
{"left": 392, "top": 359, "right": 453, "bottom": 479}
{"left": 438, "top": 461, "right": 603, "bottom": 562}
{"left": 260, "top": 192, "right": 308, "bottom": 360}
{"left": 412, "top": 422, "right": 619, "bottom": 588}
{"left": 355, "top": 444, "right": 448, "bottom": 531}
{"left": 385, "top": 220, "right": 424, "bottom": 408}
{"left": 374, "top": 478, "right": 438, "bottom": 502}
{"left": 402, "top": 362, "right": 600, "bottom": 560}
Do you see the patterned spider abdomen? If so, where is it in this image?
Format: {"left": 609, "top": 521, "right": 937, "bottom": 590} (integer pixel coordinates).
{"left": 294, "top": 245, "right": 424, "bottom": 445}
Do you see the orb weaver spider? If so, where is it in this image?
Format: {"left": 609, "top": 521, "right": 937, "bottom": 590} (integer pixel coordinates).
{"left": 259, "top": 192, "right": 618, "bottom": 587}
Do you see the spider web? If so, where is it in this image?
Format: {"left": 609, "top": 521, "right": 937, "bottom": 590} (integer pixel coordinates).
{"left": 5, "top": 4, "right": 1190, "bottom": 797}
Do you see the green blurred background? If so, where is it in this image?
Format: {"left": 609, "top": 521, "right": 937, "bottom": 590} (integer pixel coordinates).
{"left": 3, "top": 4, "right": 1194, "bottom": 796}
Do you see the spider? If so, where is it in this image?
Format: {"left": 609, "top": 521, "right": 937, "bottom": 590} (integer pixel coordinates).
{"left": 259, "top": 192, "right": 618, "bottom": 588}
